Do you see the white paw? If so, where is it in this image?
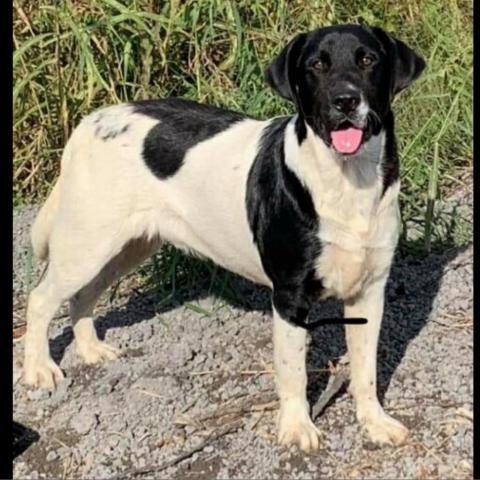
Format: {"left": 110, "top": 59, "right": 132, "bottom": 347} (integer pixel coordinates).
{"left": 23, "top": 357, "right": 64, "bottom": 390}
{"left": 277, "top": 401, "right": 321, "bottom": 452}
{"left": 360, "top": 410, "right": 409, "bottom": 445}
{"left": 77, "top": 340, "right": 120, "bottom": 364}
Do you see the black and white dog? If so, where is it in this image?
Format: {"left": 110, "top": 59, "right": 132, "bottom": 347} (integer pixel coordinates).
{"left": 24, "top": 24, "right": 425, "bottom": 452}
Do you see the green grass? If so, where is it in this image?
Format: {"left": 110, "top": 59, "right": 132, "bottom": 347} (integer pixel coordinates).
{"left": 13, "top": 0, "right": 472, "bottom": 302}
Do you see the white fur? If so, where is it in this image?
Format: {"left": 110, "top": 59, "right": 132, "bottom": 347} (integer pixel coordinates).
{"left": 273, "top": 308, "right": 321, "bottom": 452}
{"left": 345, "top": 278, "right": 409, "bottom": 444}
{"left": 357, "top": 96, "right": 370, "bottom": 126}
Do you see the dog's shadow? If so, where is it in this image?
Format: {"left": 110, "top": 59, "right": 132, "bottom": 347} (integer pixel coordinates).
{"left": 305, "top": 240, "right": 469, "bottom": 408}
{"left": 50, "top": 240, "right": 468, "bottom": 410}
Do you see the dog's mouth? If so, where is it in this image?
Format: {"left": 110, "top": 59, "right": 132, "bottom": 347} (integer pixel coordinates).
{"left": 329, "top": 121, "right": 364, "bottom": 155}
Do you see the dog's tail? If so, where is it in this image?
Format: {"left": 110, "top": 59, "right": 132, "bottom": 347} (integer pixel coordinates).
{"left": 30, "top": 136, "right": 76, "bottom": 262}
{"left": 30, "top": 179, "right": 61, "bottom": 262}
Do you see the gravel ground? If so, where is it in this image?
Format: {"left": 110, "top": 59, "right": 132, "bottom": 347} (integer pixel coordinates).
{"left": 13, "top": 190, "right": 473, "bottom": 479}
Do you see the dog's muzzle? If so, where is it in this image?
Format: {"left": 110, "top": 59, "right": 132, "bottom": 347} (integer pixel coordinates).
{"left": 328, "top": 87, "right": 369, "bottom": 155}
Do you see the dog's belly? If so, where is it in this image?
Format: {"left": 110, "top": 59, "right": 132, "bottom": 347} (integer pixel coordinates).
{"left": 157, "top": 211, "right": 270, "bottom": 286}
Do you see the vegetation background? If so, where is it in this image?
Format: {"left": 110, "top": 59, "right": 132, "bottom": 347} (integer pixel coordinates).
{"left": 13, "top": 0, "right": 472, "bottom": 297}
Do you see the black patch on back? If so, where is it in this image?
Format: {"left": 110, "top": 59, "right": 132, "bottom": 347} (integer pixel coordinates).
{"left": 246, "top": 117, "right": 323, "bottom": 325}
{"left": 132, "top": 98, "right": 247, "bottom": 179}
{"left": 381, "top": 110, "right": 399, "bottom": 195}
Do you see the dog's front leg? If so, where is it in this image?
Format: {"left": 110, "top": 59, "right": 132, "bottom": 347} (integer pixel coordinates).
{"left": 273, "top": 308, "right": 321, "bottom": 452}
{"left": 345, "top": 274, "right": 409, "bottom": 445}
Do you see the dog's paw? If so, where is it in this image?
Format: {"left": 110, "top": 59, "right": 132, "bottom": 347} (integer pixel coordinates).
{"left": 77, "top": 340, "right": 120, "bottom": 364}
{"left": 23, "top": 357, "right": 64, "bottom": 390}
{"left": 360, "top": 410, "right": 409, "bottom": 445}
{"left": 277, "top": 402, "right": 321, "bottom": 452}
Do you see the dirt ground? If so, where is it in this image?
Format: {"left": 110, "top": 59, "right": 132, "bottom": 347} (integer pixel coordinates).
{"left": 13, "top": 193, "right": 473, "bottom": 479}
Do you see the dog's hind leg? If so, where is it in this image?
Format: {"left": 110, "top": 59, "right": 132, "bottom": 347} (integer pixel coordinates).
{"left": 23, "top": 212, "right": 160, "bottom": 389}
{"left": 23, "top": 268, "right": 68, "bottom": 389}
{"left": 70, "top": 237, "right": 161, "bottom": 365}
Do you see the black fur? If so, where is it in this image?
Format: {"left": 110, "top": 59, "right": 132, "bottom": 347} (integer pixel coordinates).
{"left": 265, "top": 24, "right": 425, "bottom": 165}
{"left": 94, "top": 120, "right": 130, "bottom": 141}
{"left": 370, "top": 26, "right": 426, "bottom": 96}
{"left": 294, "top": 115, "right": 307, "bottom": 145}
{"left": 246, "top": 118, "right": 323, "bottom": 326}
{"left": 132, "top": 98, "right": 247, "bottom": 178}
{"left": 96, "top": 124, "right": 130, "bottom": 141}
{"left": 381, "top": 110, "right": 399, "bottom": 195}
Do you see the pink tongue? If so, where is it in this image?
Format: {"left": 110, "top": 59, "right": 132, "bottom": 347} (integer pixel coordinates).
{"left": 331, "top": 127, "right": 363, "bottom": 154}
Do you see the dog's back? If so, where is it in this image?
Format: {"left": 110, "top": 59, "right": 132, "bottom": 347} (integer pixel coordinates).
{"left": 31, "top": 99, "right": 273, "bottom": 285}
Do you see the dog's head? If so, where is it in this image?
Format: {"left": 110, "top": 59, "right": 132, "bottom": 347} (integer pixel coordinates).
{"left": 265, "top": 24, "right": 425, "bottom": 154}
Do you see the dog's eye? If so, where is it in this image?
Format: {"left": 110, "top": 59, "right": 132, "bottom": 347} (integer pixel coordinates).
{"left": 359, "top": 55, "right": 375, "bottom": 68}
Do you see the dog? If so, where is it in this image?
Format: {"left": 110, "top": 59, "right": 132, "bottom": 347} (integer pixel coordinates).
{"left": 23, "top": 24, "right": 425, "bottom": 452}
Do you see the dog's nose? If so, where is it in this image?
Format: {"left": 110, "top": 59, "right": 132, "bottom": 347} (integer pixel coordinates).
{"left": 332, "top": 93, "right": 360, "bottom": 114}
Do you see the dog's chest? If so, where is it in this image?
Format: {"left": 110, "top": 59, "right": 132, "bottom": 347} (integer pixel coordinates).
{"left": 314, "top": 161, "right": 400, "bottom": 300}
{"left": 286, "top": 127, "right": 400, "bottom": 300}
{"left": 315, "top": 187, "right": 399, "bottom": 299}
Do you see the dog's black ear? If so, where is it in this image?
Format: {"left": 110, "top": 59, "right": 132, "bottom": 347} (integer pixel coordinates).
{"left": 372, "top": 27, "right": 426, "bottom": 96}
{"left": 265, "top": 33, "right": 307, "bottom": 102}
{"left": 391, "top": 36, "right": 426, "bottom": 94}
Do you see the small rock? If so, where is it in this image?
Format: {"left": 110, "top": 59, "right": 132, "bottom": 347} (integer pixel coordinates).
{"left": 116, "top": 438, "right": 131, "bottom": 454}
{"left": 204, "top": 445, "right": 214, "bottom": 453}
{"left": 70, "top": 409, "right": 98, "bottom": 435}
{"left": 89, "top": 464, "right": 114, "bottom": 479}
{"left": 193, "top": 353, "right": 207, "bottom": 366}
{"left": 46, "top": 451, "right": 58, "bottom": 462}
{"left": 56, "top": 446, "right": 71, "bottom": 459}
{"left": 96, "top": 382, "right": 113, "bottom": 395}
{"left": 165, "top": 343, "right": 193, "bottom": 369}
{"left": 106, "top": 414, "right": 127, "bottom": 432}
{"left": 27, "top": 389, "right": 50, "bottom": 401}
{"left": 50, "top": 377, "right": 73, "bottom": 402}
